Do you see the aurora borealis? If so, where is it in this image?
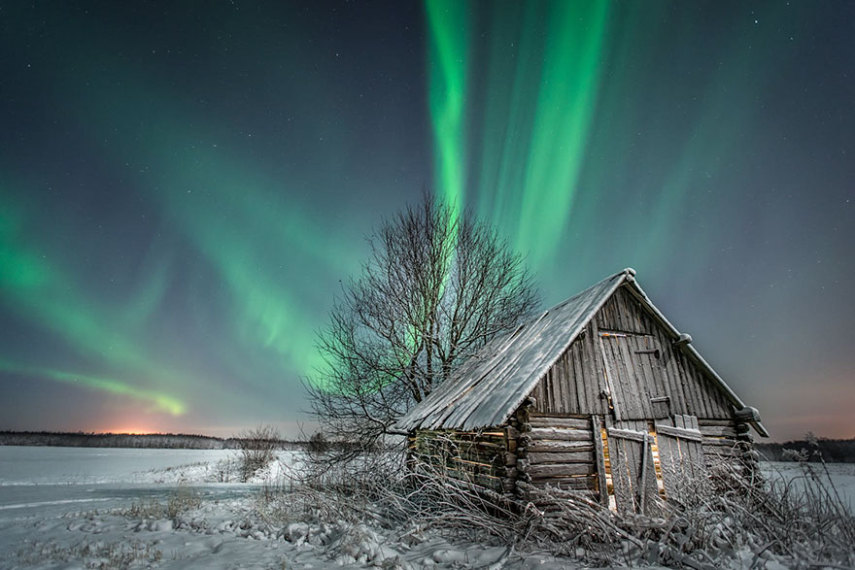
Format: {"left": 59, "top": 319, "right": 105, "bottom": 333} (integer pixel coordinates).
{"left": 1, "top": 1, "right": 852, "bottom": 440}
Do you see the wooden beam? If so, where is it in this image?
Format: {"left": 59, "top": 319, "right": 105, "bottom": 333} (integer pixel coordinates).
{"left": 655, "top": 424, "right": 703, "bottom": 442}
{"left": 607, "top": 427, "right": 648, "bottom": 443}
{"left": 527, "top": 463, "right": 595, "bottom": 478}
{"left": 526, "top": 451, "right": 595, "bottom": 465}
{"left": 527, "top": 415, "right": 591, "bottom": 429}
{"left": 525, "top": 439, "right": 595, "bottom": 453}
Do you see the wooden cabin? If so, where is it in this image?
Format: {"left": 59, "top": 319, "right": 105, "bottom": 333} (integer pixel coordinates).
{"left": 396, "top": 268, "right": 767, "bottom": 514}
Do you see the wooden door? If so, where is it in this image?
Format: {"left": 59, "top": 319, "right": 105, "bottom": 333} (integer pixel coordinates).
{"left": 599, "top": 332, "right": 670, "bottom": 421}
{"left": 606, "top": 424, "right": 660, "bottom": 515}
{"left": 654, "top": 414, "right": 708, "bottom": 505}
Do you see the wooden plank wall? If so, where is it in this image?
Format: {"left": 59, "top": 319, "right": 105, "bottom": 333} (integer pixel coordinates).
{"left": 605, "top": 418, "right": 662, "bottom": 515}
{"left": 597, "top": 286, "right": 733, "bottom": 420}
{"left": 530, "top": 324, "right": 609, "bottom": 416}
{"left": 532, "top": 285, "right": 734, "bottom": 420}
{"left": 600, "top": 333, "right": 669, "bottom": 420}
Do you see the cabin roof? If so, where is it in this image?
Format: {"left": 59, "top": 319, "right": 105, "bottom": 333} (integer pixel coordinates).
{"left": 396, "top": 268, "right": 768, "bottom": 436}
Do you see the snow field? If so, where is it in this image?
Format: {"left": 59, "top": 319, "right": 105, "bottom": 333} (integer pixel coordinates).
{"left": 1, "top": 448, "right": 853, "bottom": 569}
{"left": 0, "top": 447, "right": 585, "bottom": 569}
{"left": 761, "top": 461, "right": 855, "bottom": 513}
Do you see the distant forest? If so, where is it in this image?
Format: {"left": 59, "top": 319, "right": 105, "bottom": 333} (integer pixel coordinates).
{"left": 0, "top": 431, "right": 304, "bottom": 450}
{"left": 2, "top": 431, "right": 853, "bottom": 461}
{"left": 756, "top": 438, "right": 855, "bottom": 463}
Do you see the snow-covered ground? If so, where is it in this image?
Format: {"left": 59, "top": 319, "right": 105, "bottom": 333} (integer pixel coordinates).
{"left": 1, "top": 448, "right": 853, "bottom": 569}
{"left": 761, "top": 461, "right": 855, "bottom": 513}
{"left": 0, "top": 446, "right": 585, "bottom": 569}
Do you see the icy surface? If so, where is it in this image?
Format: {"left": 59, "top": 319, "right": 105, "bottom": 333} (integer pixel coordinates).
{"left": 0, "top": 446, "right": 231, "bottom": 485}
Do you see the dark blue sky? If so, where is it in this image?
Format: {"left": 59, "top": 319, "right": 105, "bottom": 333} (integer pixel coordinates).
{"left": 1, "top": 1, "right": 852, "bottom": 440}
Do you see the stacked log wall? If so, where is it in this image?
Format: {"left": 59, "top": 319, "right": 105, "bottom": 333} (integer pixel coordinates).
{"left": 697, "top": 417, "right": 758, "bottom": 475}
{"left": 515, "top": 409, "right": 599, "bottom": 501}
{"left": 409, "top": 427, "right": 517, "bottom": 494}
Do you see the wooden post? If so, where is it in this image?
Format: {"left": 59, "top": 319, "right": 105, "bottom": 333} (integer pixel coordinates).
{"left": 514, "top": 402, "right": 535, "bottom": 497}
{"left": 638, "top": 434, "right": 649, "bottom": 515}
{"left": 591, "top": 415, "right": 609, "bottom": 506}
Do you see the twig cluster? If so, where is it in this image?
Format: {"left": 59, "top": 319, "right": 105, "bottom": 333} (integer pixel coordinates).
{"left": 235, "top": 424, "right": 280, "bottom": 481}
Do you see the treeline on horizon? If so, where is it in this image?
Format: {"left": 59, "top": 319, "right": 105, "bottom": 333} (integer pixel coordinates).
{"left": 0, "top": 431, "right": 305, "bottom": 450}
{"left": 756, "top": 437, "right": 855, "bottom": 463}
{"left": 3, "top": 431, "right": 855, "bottom": 461}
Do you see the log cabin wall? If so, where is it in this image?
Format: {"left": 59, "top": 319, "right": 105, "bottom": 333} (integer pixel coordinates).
{"left": 409, "top": 426, "right": 518, "bottom": 494}
{"left": 514, "top": 407, "right": 600, "bottom": 501}
{"left": 530, "top": 285, "right": 733, "bottom": 420}
{"left": 399, "top": 272, "right": 765, "bottom": 512}
{"left": 697, "top": 417, "right": 757, "bottom": 472}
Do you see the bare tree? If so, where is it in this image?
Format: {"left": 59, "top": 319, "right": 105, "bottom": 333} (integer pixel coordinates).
{"left": 306, "top": 196, "right": 539, "bottom": 462}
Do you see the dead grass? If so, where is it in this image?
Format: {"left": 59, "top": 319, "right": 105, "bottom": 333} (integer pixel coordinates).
{"left": 17, "top": 538, "right": 162, "bottom": 569}
{"left": 281, "top": 454, "right": 854, "bottom": 569}
{"left": 122, "top": 481, "right": 202, "bottom": 522}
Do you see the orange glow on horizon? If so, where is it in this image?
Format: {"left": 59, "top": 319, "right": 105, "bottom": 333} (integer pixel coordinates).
{"left": 97, "top": 426, "right": 156, "bottom": 435}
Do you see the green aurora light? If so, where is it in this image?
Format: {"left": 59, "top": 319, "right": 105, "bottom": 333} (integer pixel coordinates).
{"left": 0, "top": 18, "right": 362, "bottom": 411}
{"left": 426, "top": 0, "right": 469, "bottom": 218}
{"left": 0, "top": 360, "right": 184, "bottom": 416}
{"left": 44, "top": 11, "right": 369, "bottom": 389}
{"left": 428, "top": 1, "right": 609, "bottom": 268}
{"left": 0, "top": 191, "right": 188, "bottom": 411}
{"left": 425, "top": 1, "right": 813, "bottom": 287}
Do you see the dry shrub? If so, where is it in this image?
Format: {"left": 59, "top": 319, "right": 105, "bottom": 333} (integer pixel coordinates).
{"left": 307, "top": 431, "right": 330, "bottom": 455}
{"left": 236, "top": 424, "right": 280, "bottom": 481}
{"left": 123, "top": 482, "right": 202, "bottom": 522}
{"left": 167, "top": 483, "right": 202, "bottom": 519}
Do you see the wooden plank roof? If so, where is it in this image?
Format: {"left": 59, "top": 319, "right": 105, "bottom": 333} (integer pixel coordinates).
{"left": 396, "top": 268, "right": 768, "bottom": 436}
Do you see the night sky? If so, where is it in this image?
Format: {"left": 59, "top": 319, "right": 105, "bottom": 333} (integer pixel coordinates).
{"left": 1, "top": 1, "right": 852, "bottom": 440}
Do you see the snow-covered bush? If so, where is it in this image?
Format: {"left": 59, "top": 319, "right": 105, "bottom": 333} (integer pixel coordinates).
{"left": 236, "top": 425, "right": 280, "bottom": 481}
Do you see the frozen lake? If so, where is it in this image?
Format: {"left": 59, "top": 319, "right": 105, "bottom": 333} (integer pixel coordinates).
{"left": 0, "top": 446, "right": 314, "bottom": 569}
{"left": 0, "top": 446, "right": 294, "bottom": 530}
{"left": 0, "top": 446, "right": 238, "bottom": 485}
{"left": 761, "top": 460, "right": 855, "bottom": 513}
{"left": 3, "top": 447, "right": 851, "bottom": 506}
